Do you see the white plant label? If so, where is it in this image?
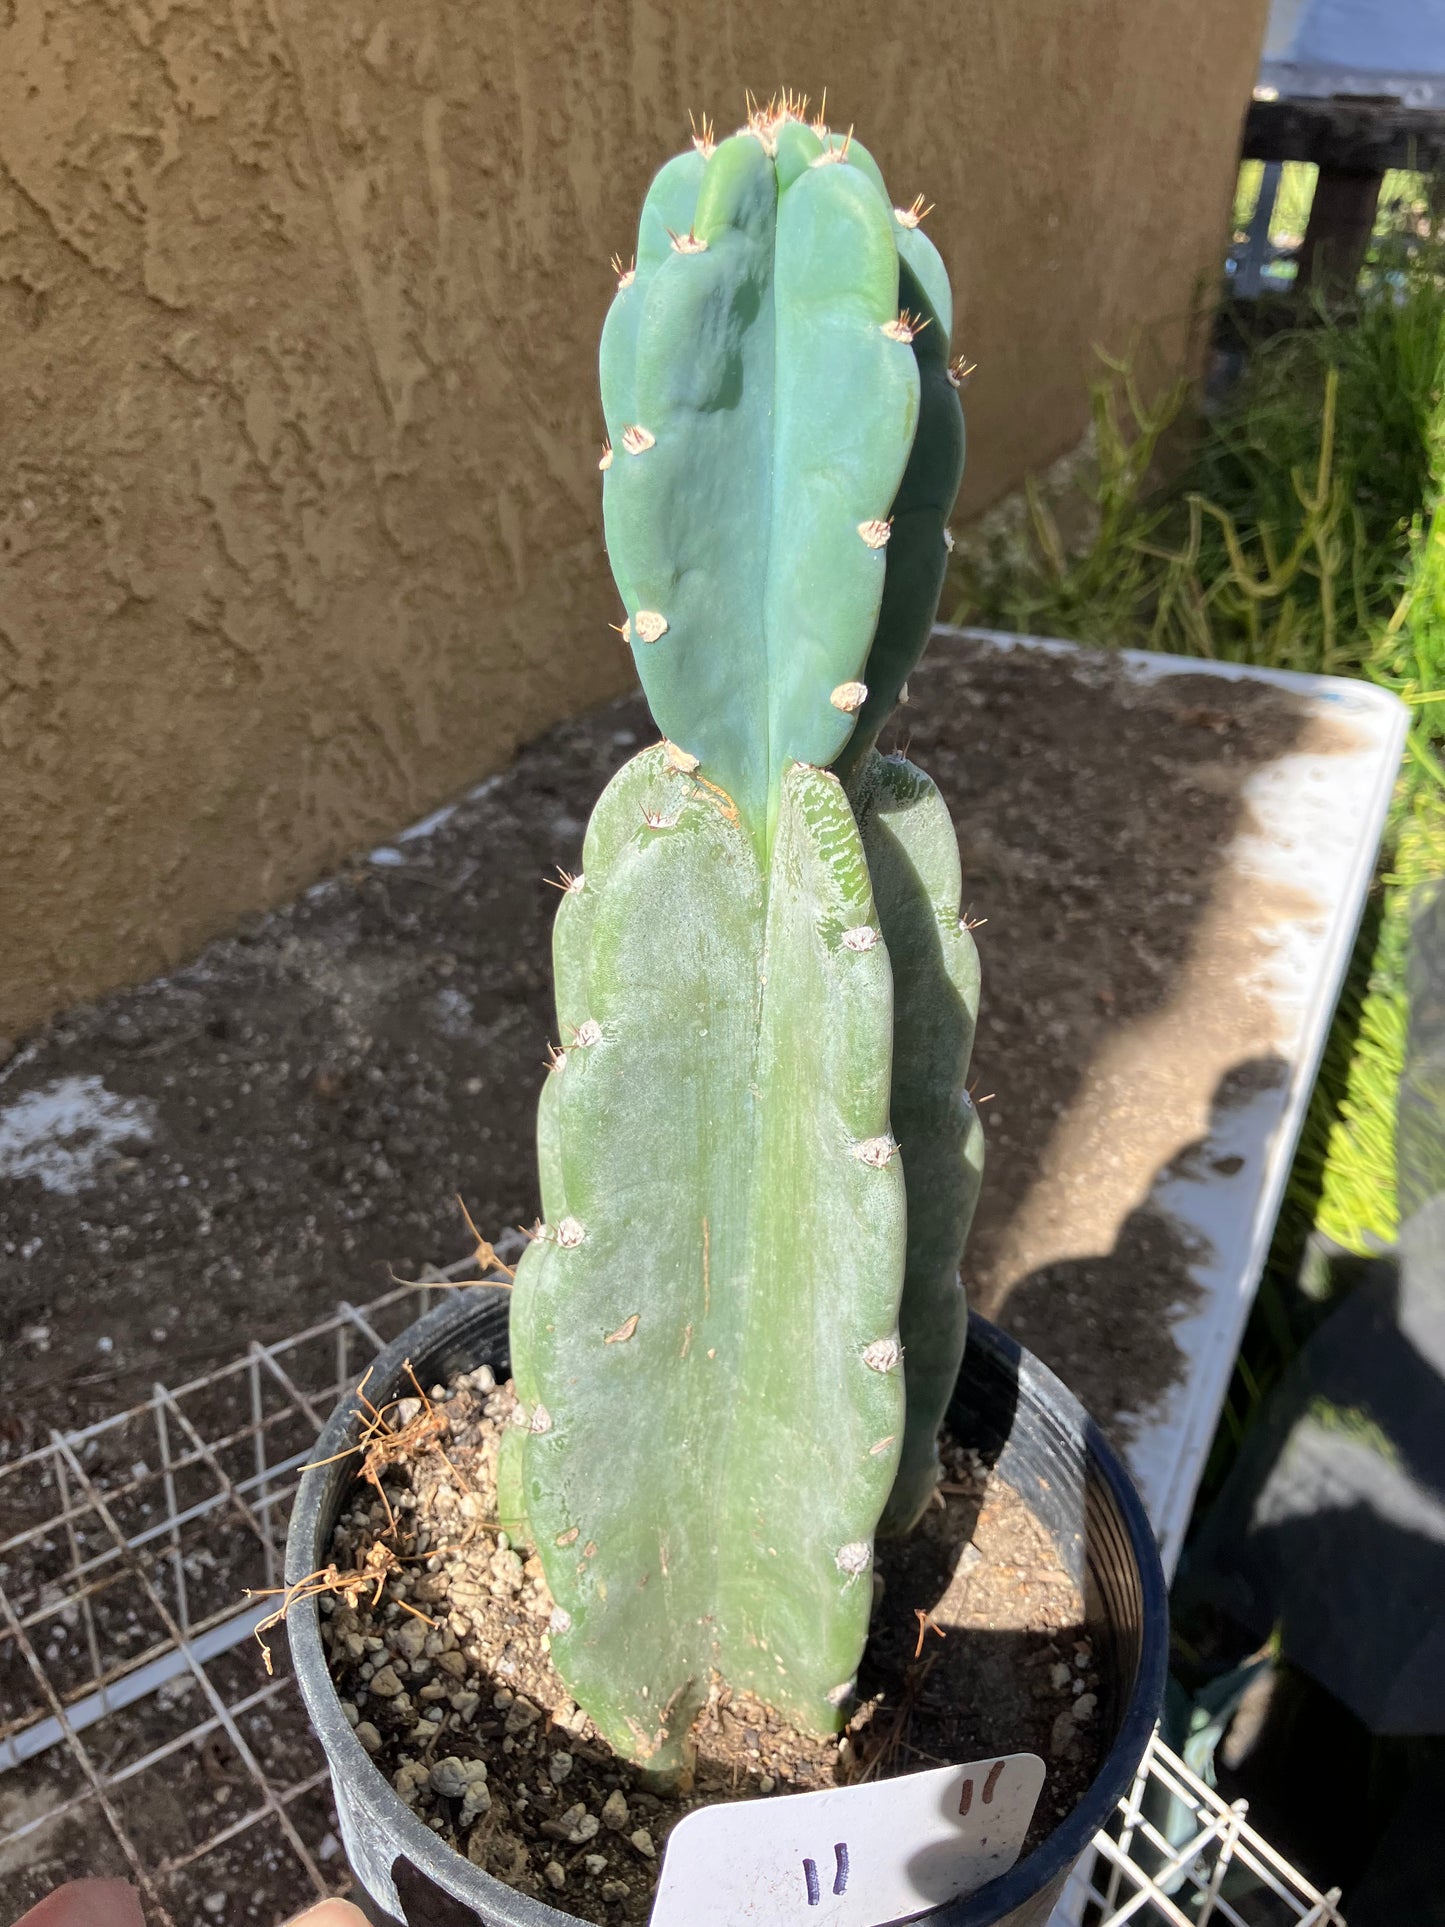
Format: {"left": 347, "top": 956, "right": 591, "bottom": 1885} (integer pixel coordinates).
{"left": 649, "top": 1752, "right": 1045, "bottom": 1926}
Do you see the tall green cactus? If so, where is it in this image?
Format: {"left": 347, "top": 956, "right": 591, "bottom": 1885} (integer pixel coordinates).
{"left": 503, "top": 96, "right": 981, "bottom": 1779}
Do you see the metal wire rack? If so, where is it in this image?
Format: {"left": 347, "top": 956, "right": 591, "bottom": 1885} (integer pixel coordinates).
{"left": 0, "top": 1284, "right": 1345, "bottom": 1927}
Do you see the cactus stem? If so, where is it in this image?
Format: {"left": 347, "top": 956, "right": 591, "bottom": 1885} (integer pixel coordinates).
{"left": 555, "top": 1217, "right": 586, "bottom": 1249}
{"left": 702, "top": 1214, "right": 711, "bottom": 1315}
{"left": 840, "top": 925, "right": 878, "bottom": 951}
{"left": 610, "top": 252, "right": 636, "bottom": 290}
{"left": 634, "top": 610, "right": 670, "bottom": 643}
{"left": 604, "top": 1313, "right": 641, "bottom": 1345}
{"left": 834, "top": 1541, "right": 872, "bottom": 1580}
{"left": 609, "top": 616, "right": 631, "bottom": 643}
{"left": 688, "top": 110, "right": 716, "bottom": 159}
{"left": 621, "top": 424, "right": 656, "bottom": 456}
{"left": 664, "top": 740, "right": 701, "bottom": 774}
{"left": 948, "top": 354, "right": 977, "bottom": 388}
{"left": 854, "top": 1134, "right": 899, "bottom": 1168}
{"left": 857, "top": 517, "right": 893, "bottom": 549}
{"left": 666, "top": 227, "right": 708, "bottom": 255}
{"left": 868, "top": 1434, "right": 896, "bottom": 1457}
{"left": 829, "top": 680, "right": 868, "bottom": 714}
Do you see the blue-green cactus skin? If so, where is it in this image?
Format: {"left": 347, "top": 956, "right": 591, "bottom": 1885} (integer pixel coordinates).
{"left": 504, "top": 103, "right": 977, "bottom": 1776}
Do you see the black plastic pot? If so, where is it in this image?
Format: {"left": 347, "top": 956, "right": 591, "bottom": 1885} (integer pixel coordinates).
{"left": 286, "top": 1288, "right": 1166, "bottom": 1927}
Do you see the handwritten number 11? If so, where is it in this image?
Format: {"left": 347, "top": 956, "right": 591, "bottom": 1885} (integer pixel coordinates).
{"left": 802, "top": 1843, "right": 849, "bottom": 1905}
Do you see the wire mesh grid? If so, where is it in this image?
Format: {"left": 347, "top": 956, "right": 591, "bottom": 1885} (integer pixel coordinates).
{"left": 0, "top": 1283, "right": 1345, "bottom": 1927}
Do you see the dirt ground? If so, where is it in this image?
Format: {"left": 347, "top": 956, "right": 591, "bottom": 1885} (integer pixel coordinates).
{"left": 0, "top": 636, "right": 1307, "bottom": 1457}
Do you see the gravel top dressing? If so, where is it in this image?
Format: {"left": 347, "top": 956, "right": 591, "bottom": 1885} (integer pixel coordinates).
{"left": 312, "top": 1362, "right": 1102, "bottom": 1925}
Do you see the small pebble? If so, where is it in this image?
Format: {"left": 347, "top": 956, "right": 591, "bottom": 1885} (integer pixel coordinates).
{"left": 504, "top": 1695, "right": 540, "bottom": 1733}
{"left": 1074, "top": 1692, "right": 1097, "bottom": 1723}
{"left": 601, "top": 1789, "right": 630, "bottom": 1831}
{"left": 548, "top": 1750, "right": 575, "bottom": 1784}
{"left": 544, "top": 1860, "right": 567, "bottom": 1891}
{"left": 429, "top": 1756, "right": 475, "bottom": 1800}
{"left": 1049, "top": 1662, "right": 1071, "bottom": 1691}
{"left": 492, "top": 1687, "right": 514, "bottom": 1709}
{"left": 353, "top": 1721, "right": 382, "bottom": 1754}
{"left": 339, "top": 1699, "right": 359, "bottom": 1727}
{"left": 461, "top": 1782, "right": 492, "bottom": 1826}
{"left": 369, "top": 1665, "right": 403, "bottom": 1698}
{"left": 393, "top": 1618, "right": 428, "bottom": 1660}
{"left": 1049, "top": 1708, "right": 1077, "bottom": 1758}
{"left": 758, "top": 1775, "right": 775, "bottom": 1793}
{"left": 584, "top": 1854, "right": 609, "bottom": 1875}
{"left": 601, "top": 1882, "right": 630, "bottom": 1903}
{"left": 629, "top": 1828, "right": 656, "bottom": 1859}
{"left": 202, "top": 1896, "right": 225, "bottom": 1918}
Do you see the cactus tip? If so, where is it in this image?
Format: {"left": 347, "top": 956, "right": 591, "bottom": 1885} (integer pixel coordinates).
{"left": 548, "top": 1607, "right": 572, "bottom": 1635}
{"left": 667, "top": 227, "right": 708, "bottom": 255}
{"left": 948, "top": 354, "right": 977, "bottom": 389}
{"left": 609, "top": 616, "right": 632, "bottom": 643}
{"left": 621, "top": 424, "right": 656, "bottom": 456}
{"left": 834, "top": 1540, "right": 872, "bottom": 1578}
{"left": 857, "top": 517, "right": 893, "bottom": 550}
{"left": 610, "top": 252, "right": 636, "bottom": 290}
{"left": 830, "top": 680, "right": 868, "bottom": 714}
{"left": 943, "top": 526, "right": 956, "bottom": 552}
{"left": 840, "top": 925, "right": 878, "bottom": 952}
{"left": 530, "top": 1402, "right": 554, "bottom": 1434}
{"left": 573, "top": 1018, "right": 603, "bottom": 1047}
{"left": 634, "top": 610, "right": 669, "bottom": 644}
{"left": 826, "top": 1677, "right": 857, "bottom": 1706}
{"left": 599, "top": 441, "right": 613, "bottom": 472}
{"left": 555, "top": 1217, "right": 586, "bottom": 1249}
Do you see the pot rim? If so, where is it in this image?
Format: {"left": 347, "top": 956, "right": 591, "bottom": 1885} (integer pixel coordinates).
{"left": 285, "top": 1287, "right": 1167, "bottom": 1926}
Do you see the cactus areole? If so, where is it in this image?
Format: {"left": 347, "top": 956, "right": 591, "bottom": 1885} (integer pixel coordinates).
{"left": 504, "top": 95, "right": 982, "bottom": 1781}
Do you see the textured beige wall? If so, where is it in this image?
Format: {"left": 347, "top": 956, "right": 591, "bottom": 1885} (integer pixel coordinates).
{"left": 0, "top": 0, "right": 1267, "bottom": 1039}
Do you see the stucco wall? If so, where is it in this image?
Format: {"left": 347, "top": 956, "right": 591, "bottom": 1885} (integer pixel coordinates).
{"left": 0, "top": 0, "right": 1267, "bottom": 1040}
